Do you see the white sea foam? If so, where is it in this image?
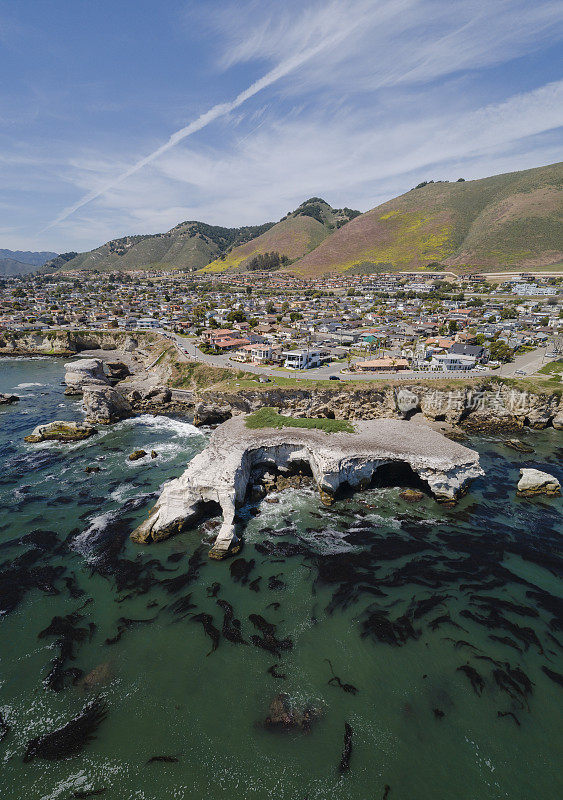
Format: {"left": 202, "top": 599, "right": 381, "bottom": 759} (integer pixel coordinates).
{"left": 70, "top": 508, "right": 118, "bottom": 555}
{"left": 109, "top": 482, "right": 138, "bottom": 502}
{"left": 12, "top": 382, "right": 44, "bottom": 389}
{"left": 114, "top": 413, "right": 202, "bottom": 439}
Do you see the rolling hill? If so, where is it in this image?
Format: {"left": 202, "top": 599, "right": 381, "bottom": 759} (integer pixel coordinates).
{"left": 290, "top": 162, "right": 563, "bottom": 276}
{"left": 0, "top": 249, "right": 58, "bottom": 276}
{"left": 46, "top": 221, "right": 275, "bottom": 273}
{"left": 199, "top": 199, "right": 360, "bottom": 273}
{"left": 44, "top": 161, "right": 562, "bottom": 277}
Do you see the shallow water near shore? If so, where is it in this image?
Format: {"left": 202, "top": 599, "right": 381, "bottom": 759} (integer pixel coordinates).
{"left": 1, "top": 358, "right": 562, "bottom": 800}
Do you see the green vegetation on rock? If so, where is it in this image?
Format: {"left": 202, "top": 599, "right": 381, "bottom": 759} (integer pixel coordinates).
{"left": 245, "top": 407, "right": 355, "bottom": 433}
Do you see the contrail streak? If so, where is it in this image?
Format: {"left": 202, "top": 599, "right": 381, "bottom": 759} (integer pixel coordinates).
{"left": 39, "top": 17, "right": 365, "bottom": 233}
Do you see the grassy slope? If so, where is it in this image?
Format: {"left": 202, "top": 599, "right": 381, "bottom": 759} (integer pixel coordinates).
{"left": 291, "top": 162, "right": 563, "bottom": 276}
{"left": 200, "top": 200, "right": 352, "bottom": 273}
{"left": 58, "top": 232, "right": 218, "bottom": 273}
{"left": 245, "top": 407, "right": 355, "bottom": 433}
{"left": 200, "top": 215, "right": 329, "bottom": 273}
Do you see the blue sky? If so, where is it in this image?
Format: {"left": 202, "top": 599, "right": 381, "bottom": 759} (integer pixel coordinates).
{"left": 1, "top": 0, "right": 562, "bottom": 253}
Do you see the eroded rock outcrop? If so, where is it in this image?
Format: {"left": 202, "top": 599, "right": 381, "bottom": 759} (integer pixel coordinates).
{"left": 0, "top": 393, "right": 19, "bottom": 405}
{"left": 195, "top": 383, "right": 563, "bottom": 432}
{"left": 82, "top": 385, "right": 132, "bottom": 424}
{"left": 193, "top": 401, "right": 232, "bottom": 427}
{"left": 517, "top": 468, "right": 561, "bottom": 497}
{"left": 64, "top": 359, "right": 108, "bottom": 395}
{"left": 131, "top": 416, "right": 484, "bottom": 557}
{"left": 105, "top": 360, "right": 131, "bottom": 383}
{"left": 24, "top": 420, "right": 97, "bottom": 443}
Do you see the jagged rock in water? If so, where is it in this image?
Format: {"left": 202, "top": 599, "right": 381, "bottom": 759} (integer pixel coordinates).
{"left": 128, "top": 449, "right": 147, "bottom": 461}
{"left": 0, "top": 393, "right": 19, "bottom": 404}
{"left": 64, "top": 359, "right": 108, "bottom": 395}
{"left": 505, "top": 439, "right": 534, "bottom": 453}
{"left": 399, "top": 489, "right": 425, "bottom": 503}
{"left": 262, "top": 693, "right": 321, "bottom": 732}
{"left": 25, "top": 421, "right": 97, "bottom": 443}
{"left": 83, "top": 385, "right": 132, "bottom": 424}
{"left": 131, "top": 416, "right": 483, "bottom": 558}
{"left": 517, "top": 468, "right": 561, "bottom": 497}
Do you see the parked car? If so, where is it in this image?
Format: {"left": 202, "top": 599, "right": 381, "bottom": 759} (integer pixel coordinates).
{"left": 329, "top": 375, "right": 340, "bottom": 381}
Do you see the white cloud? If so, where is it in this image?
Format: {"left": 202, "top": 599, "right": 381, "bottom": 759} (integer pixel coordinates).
{"left": 3, "top": 0, "right": 562, "bottom": 250}
{"left": 22, "top": 79, "right": 559, "bottom": 252}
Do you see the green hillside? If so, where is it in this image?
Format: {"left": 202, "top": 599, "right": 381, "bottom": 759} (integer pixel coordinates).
{"left": 47, "top": 221, "right": 274, "bottom": 273}
{"left": 44, "top": 162, "right": 562, "bottom": 277}
{"left": 199, "top": 199, "right": 360, "bottom": 273}
{"left": 291, "top": 162, "right": 563, "bottom": 276}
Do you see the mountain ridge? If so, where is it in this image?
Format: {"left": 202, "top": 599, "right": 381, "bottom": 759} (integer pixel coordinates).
{"left": 42, "top": 161, "right": 562, "bottom": 277}
{"left": 0, "top": 249, "right": 58, "bottom": 277}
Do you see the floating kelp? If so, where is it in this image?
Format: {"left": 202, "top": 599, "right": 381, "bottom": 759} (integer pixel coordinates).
{"left": 0, "top": 712, "right": 10, "bottom": 742}
{"left": 217, "top": 599, "right": 247, "bottom": 645}
{"left": 249, "top": 613, "right": 292, "bottom": 659}
{"left": 104, "top": 614, "right": 157, "bottom": 646}
{"left": 191, "top": 613, "right": 221, "bottom": 655}
{"left": 229, "top": 558, "right": 255, "bottom": 584}
{"left": 146, "top": 755, "right": 179, "bottom": 764}
{"left": 23, "top": 697, "right": 107, "bottom": 761}
{"left": 457, "top": 664, "right": 485, "bottom": 696}
{"left": 268, "top": 573, "right": 286, "bottom": 590}
{"left": 360, "top": 607, "right": 420, "bottom": 647}
{"left": 267, "top": 664, "right": 286, "bottom": 679}
{"left": 325, "top": 659, "right": 359, "bottom": 694}
{"left": 38, "top": 609, "right": 90, "bottom": 691}
{"left": 497, "top": 710, "right": 520, "bottom": 726}
{"left": 541, "top": 666, "right": 563, "bottom": 687}
{"left": 338, "top": 722, "right": 353, "bottom": 773}
{"left": 168, "top": 593, "right": 197, "bottom": 619}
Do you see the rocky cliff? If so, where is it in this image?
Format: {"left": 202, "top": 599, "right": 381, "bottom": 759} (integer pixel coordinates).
{"left": 0, "top": 329, "right": 145, "bottom": 356}
{"left": 193, "top": 382, "right": 563, "bottom": 432}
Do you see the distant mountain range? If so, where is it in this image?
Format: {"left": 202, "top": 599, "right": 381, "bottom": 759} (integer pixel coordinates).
{"left": 0, "top": 249, "right": 58, "bottom": 276}
{"left": 43, "top": 161, "right": 562, "bottom": 277}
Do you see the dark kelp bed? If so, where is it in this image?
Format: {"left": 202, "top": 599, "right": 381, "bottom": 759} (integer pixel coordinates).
{"left": 0, "top": 358, "right": 562, "bottom": 800}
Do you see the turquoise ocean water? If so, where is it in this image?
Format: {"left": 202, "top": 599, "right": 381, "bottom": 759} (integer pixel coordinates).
{"left": 0, "top": 357, "right": 562, "bottom": 800}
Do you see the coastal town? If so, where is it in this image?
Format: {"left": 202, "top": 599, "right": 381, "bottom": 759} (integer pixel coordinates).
{"left": 1, "top": 268, "right": 561, "bottom": 379}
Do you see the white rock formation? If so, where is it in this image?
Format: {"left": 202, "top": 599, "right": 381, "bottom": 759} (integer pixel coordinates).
{"left": 64, "top": 358, "right": 108, "bottom": 395}
{"left": 82, "top": 384, "right": 132, "bottom": 424}
{"left": 131, "top": 416, "right": 484, "bottom": 558}
{"left": 517, "top": 468, "right": 561, "bottom": 497}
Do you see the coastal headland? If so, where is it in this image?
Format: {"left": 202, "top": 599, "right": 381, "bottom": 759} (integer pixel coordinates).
{"left": 130, "top": 415, "right": 484, "bottom": 558}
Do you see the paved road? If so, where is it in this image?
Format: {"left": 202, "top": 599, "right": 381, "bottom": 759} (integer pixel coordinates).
{"left": 501, "top": 346, "right": 549, "bottom": 376}
{"left": 169, "top": 333, "right": 553, "bottom": 382}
